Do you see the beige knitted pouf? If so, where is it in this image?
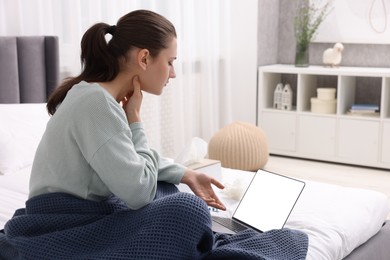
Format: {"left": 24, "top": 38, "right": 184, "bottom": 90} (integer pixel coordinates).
{"left": 208, "top": 121, "right": 269, "bottom": 171}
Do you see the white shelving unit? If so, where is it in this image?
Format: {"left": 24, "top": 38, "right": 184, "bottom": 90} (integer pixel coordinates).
{"left": 257, "top": 64, "right": 390, "bottom": 169}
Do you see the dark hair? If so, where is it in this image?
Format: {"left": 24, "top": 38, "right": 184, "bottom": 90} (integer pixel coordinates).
{"left": 47, "top": 9, "right": 177, "bottom": 115}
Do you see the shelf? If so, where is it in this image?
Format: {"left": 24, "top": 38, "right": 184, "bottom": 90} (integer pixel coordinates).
{"left": 260, "top": 64, "right": 390, "bottom": 77}
{"left": 258, "top": 64, "right": 390, "bottom": 169}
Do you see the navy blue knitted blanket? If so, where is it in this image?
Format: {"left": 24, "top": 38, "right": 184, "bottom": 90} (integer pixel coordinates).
{"left": 0, "top": 182, "right": 308, "bottom": 260}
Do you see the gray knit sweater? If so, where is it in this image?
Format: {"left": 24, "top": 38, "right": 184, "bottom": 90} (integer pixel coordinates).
{"left": 29, "top": 81, "right": 185, "bottom": 209}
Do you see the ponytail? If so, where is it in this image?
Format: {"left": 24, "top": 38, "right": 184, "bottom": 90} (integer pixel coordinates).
{"left": 47, "top": 23, "right": 119, "bottom": 115}
{"left": 47, "top": 9, "right": 177, "bottom": 116}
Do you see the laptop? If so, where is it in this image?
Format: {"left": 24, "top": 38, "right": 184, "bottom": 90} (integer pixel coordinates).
{"left": 212, "top": 169, "right": 305, "bottom": 234}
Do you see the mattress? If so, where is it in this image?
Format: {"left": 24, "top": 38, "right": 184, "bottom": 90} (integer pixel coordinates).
{"left": 0, "top": 167, "right": 30, "bottom": 228}
{"left": 208, "top": 168, "right": 390, "bottom": 260}
{"left": 1, "top": 167, "right": 390, "bottom": 259}
{"left": 1, "top": 103, "right": 390, "bottom": 259}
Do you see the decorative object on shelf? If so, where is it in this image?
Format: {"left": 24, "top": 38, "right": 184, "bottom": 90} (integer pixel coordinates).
{"left": 273, "top": 83, "right": 284, "bottom": 109}
{"left": 323, "top": 43, "right": 344, "bottom": 67}
{"left": 294, "top": 0, "right": 332, "bottom": 67}
{"left": 310, "top": 88, "right": 336, "bottom": 114}
{"left": 281, "top": 84, "right": 293, "bottom": 110}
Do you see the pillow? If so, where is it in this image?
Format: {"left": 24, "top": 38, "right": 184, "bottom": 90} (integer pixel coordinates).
{"left": 0, "top": 103, "right": 49, "bottom": 175}
{"left": 208, "top": 121, "right": 269, "bottom": 171}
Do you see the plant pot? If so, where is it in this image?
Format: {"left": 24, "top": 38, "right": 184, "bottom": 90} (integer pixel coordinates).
{"left": 295, "top": 42, "right": 309, "bottom": 67}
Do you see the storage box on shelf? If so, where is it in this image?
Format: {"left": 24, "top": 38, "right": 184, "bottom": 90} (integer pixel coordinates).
{"left": 257, "top": 64, "right": 390, "bottom": 169}
{"left": 311, "top": 88, "right": 337, "bottom": 114}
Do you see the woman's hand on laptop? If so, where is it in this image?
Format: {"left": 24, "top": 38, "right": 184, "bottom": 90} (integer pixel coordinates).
{"left": 181, "top": 169, "right": 226, "bottom": 211}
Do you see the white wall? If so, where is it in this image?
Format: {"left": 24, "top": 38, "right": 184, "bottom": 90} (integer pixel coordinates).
{"left": 229, "top": 0, "right": 258, "bottom": 125}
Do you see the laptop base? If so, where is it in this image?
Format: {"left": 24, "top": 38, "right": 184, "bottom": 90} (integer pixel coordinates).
{"left": 212, "top": 216, "right": 249, "bottom": 234}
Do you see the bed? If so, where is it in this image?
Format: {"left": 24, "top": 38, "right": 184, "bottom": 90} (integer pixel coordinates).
{"left": 1, "top": 36, "right": 390, "bottom": 260}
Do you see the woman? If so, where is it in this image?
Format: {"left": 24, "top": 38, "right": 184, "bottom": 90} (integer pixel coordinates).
{"left": 0, "top": 10, "right": 308, "bottom": 260}
{"left": 29, "top": 9, "right": 226, "bottom": 211}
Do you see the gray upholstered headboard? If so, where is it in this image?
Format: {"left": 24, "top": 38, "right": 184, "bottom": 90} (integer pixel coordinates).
{"left": 0, "top": 36, "right": 60, "bottom": 103}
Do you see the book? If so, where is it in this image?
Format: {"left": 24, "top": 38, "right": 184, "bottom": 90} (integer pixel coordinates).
{"left": 350, "top": 104, "right": 379, "bottom": 111}
{"left": 347, "top": 111, "right": 380, "bottom": 117}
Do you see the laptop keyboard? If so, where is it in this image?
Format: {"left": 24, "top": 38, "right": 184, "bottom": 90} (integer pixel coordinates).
{"left": 212, "top": 216, "right": 248, "bottom": 233}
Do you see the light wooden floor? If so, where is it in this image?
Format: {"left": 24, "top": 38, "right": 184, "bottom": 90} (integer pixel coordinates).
{"left": 264, "top": 155, "right": 390, "bottom": 219}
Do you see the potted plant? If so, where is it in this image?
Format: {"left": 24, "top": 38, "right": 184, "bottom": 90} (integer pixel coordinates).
{"left": 294, "top": 0, "right": 332, "bottom": 67}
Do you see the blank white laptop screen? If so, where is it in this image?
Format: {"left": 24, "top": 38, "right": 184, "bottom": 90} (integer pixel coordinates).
{"left": 232, "top": 169, "right": 305, "bottom": 232}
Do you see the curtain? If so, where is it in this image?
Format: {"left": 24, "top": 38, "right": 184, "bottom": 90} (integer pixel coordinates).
{"left": 0, "top": 0, "right": 233, "bottom": 159}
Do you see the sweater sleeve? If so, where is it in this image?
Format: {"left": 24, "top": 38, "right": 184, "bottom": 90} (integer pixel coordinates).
{"left": 88, "top": 120, "right": 184, "bottom": 210}
{"left": 154, "top": 152, "right": 186, "bottom": 183}
{"left": 73, "top": 89, "right": 164, "bottom": 209}
{"left": 73, "top": 86, "right": 185, "bottom": 209}
{"left": 89, "top": 127, "right": 159, "bottom": 210}
{"left": 129, "top": 122, "right": 185, "bottom": 184}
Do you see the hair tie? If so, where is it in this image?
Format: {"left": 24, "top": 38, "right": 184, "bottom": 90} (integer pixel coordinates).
{"left": 107, "top": 25, "right": 117, "bottom": 36}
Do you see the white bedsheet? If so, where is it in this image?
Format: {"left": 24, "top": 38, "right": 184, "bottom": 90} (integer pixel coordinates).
{"left": 211, "top": 168, "right": 390, "bottom": 260}
{"left": 1, "top": 167, "right": 389, "bottom": 260}
{"left": 0, "top": 167, "right": 30, "bottom": 228}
